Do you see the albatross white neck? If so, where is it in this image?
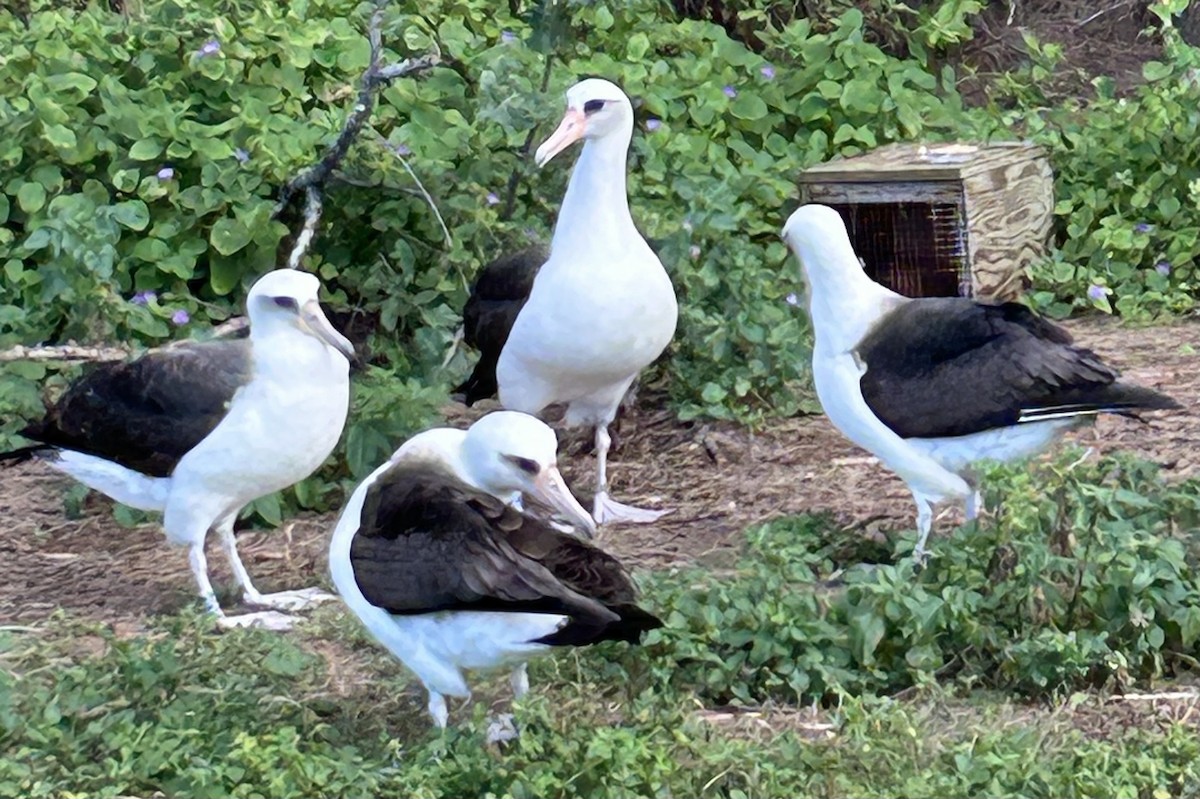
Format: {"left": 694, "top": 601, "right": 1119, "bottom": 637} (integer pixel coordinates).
{"left": 793, "top": 237, "right": 902, "bottom": 355}
{"left": 551, "top": 123, "right": 638, "bottom": 255}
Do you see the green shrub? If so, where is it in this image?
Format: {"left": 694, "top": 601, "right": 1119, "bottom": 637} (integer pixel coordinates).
{"left": 0, "top": 0, "right": 971, "bottom": 474}
{"left": 614, "top": 449, "right": 1200, "bottom": 705}
{"left": 971, "top": 5, "right": 1200, "bottom": 319}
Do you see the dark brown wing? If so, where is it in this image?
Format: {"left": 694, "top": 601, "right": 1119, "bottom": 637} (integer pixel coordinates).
{"left": 350, "top": 463, "right": 617, "bottom": 621}
{"left": 15, "top": 339, "right": 252, "bottom": 476}
{"left": 349, "top": 463, "right": 662, "bottom": 646}
{"left": 506, "top": 524, "right": 662, "bottom": 646}
{"left": 454, "top": 246, "right": 547, "bottom": 405}
{"left": 857, "top": 298, "right": 1179, "bottom": 439}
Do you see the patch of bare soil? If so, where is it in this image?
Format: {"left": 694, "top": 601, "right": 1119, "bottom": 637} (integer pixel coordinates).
{"left": 0, "top": 316, "right": 1195, "bottom": 628}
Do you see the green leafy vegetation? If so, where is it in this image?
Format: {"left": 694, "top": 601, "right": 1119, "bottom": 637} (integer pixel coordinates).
{"left": 6, "top": 0, "right": 1194, "bottom": 502}
{"left": 4, "top": 449, "right": 1200, "bottom": 798}
{"left": 631, "top": 449, "right": 1200, "bottom": 705}
{"left": 974, "top": 2, "right": 1200, "bottom": 320}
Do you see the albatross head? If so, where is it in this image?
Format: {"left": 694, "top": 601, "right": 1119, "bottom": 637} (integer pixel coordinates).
{"left": 246, "top": 269, "right": 355, "bottom": 361}
{"left": 534, "top": 78, "right": 633, "bottom": 168}
{"left": 462, "top": 411, "right": 597, "bottom": 538}
{"left": 779, "top": 204, "right": 866, "bottom": 287}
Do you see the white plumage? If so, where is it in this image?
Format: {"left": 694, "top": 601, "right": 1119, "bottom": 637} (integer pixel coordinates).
{"left": 782, "top": 204, "right": 1179, "bottom": 559}
{"left": 497, "top": 78, "right": 678, "bottom": 526}
{"left": 13, "top": 269, "right": 355, "bottom": 629}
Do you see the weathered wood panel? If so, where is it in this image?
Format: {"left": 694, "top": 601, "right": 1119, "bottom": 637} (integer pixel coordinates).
{"left": 962, "top": 151, "right": 1055, "bottom": 302}
{"left": 799, "top": 180, "right": 962, "bottom": 205}
{"left": 797, "top": 141, "right": 1053, "bottom": 303}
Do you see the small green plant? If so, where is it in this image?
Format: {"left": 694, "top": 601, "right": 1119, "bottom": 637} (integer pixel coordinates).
{"left": 608, "top": 449, "right": 1200, "bottom": 705}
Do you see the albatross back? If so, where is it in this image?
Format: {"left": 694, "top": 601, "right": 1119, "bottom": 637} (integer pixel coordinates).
{"left": 349, "top": 463, "right": 661, "bottom": 646}
{"left": 15, "top": 339, "right": 252, "bottom": 477}
{"left": 856, "top": 298, "right": 1180, "bottom": 439}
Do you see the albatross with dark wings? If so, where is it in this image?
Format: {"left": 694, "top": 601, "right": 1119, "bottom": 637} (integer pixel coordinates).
{"left": 454, "top": 78, "right": 678, "bottom": 526}
{"left": 328, "top": 411, "right": 661, "bottom": 729}
{"left": 3, "top": 269, "right": 356, "bottom": 629}
{"left": 781, "top": 204, "right": 1180, "bottom": 559}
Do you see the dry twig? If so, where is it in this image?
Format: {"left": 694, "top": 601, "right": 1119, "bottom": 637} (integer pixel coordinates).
{"left": 272, "top": 3, "right": 439, "bottom": 269}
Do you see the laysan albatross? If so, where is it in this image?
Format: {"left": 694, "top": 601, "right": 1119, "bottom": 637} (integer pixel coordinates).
{"left": 3, "top": 269, "right": 355, "bottom": 629}
{"left": 781, "top": 204, "right": 1180, "bottom": 559}
{"left": 328, "top": 410, "right": 662, "bottom": 728}
{"left": 460, "top": 77, "right": 678, "bottom": 526}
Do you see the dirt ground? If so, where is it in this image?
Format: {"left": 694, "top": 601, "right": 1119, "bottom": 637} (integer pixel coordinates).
{"left": 0, "top": 316, "right": 1196, "bottom": 628}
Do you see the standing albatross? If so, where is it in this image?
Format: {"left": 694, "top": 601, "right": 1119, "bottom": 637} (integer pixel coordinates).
{"left": 461, "top": 77, "right": 678, "bottom": 526}
{"left": 329, "top": 410, "right": 662, "bottom": 728}
{"left": 3, "top": 269, "right": 355, "bottom": 629}
{"left": 781, "top": 204, "right": 1180, "bottom": 559}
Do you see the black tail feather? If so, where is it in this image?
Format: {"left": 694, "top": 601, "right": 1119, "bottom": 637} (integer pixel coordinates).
{"left": 0, "top": 444, "right": 52, "bottom": 466}
{"left": 534, "top": 604, "right": 663, "bottom": 648}
{"left": 452, "top": 353, "right": 500, "bottom": 406}
{"left": 1019, "top": 383, "right": 1182, "bottom": 424}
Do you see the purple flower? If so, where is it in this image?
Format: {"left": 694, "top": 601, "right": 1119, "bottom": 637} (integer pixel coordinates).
{"left": 1156, "top": 260, "right": 1172, "bottom": 276}
{"left": 689, "top": 245, "right": 701, "bottom": 260}
{"left": 393, "top": 143, "right": 411, "bottom": 157}
{"left": 645, "top": 118, "right": 661, "bottom": 131}
{"left": 234, "top": 147, "right": 250, "bottom": 164}
{"left": 171, "top": 309, "right": 190, "bottom": 325}
{"left": 198, "top": 39, "right": 221, "bottom": 57}
{"left": 1087, "top": 284, "right": 1107, "bottom": 301}
{"left": 1135, "top": 222, "right": 1153, "bottom": 233}
{"left": 785, "top": 292, "right": 799, "bottom": 306}
{"left": 501, "top": 30, "right": 517, "bottom": 44}
{"left": 760, "top": 64, "right": 776, "bottom": 80}
{"left": 723, "top": 85, "right": 737, "bottom": 98}
{"left": 486, "top": 192, "right": 500, "bottom": 206}
{"left": 156, "top": 166, "right": 174, "bottom": 180}
{"left": 130, "top": 290, "right": 156, "bottom": 306}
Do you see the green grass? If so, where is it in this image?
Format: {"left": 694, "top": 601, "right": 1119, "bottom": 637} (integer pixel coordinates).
{"left": 3, "top": 449, "right": 1199, "bottom": 798}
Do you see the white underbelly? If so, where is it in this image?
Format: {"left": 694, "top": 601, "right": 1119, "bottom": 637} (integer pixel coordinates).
{"left": 906, "top": 418, "right": 1083, "bottom": 474}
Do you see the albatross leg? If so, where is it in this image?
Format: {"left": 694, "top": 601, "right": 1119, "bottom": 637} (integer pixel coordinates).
{"left": 912, "top": 494, "right": 935, "bottom": 563}
{"left": 188, "top": 541, "right": 222, "bottom": 616}
{"left": 428, "top": 691, "right": 450, "bottom": 728}
{"left": 591, "top": 425, "right": 669, "bottom": 525}
{"left": 186, "top": 539, "right": 297, "bottom": 631}
{"left": 217, "top": 517, "right": 336, "bottom": 612}
{"left": 510, "top": 662, "right": 530, "bottom": 698}
{"left": 965, "top": 489, "right": 983, "bottom": 522}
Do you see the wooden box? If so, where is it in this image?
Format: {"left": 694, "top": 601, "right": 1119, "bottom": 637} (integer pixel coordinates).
{"left": 797, "top": 141, "right": 1054, "bottom": 302}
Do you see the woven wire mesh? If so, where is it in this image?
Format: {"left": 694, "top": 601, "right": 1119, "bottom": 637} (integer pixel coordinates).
{"left": 831, "top": 201, "right": 971, "bottom": 298}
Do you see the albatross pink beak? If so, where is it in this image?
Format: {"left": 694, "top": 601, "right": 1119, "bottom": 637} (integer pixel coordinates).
{"left": 528, "top": 466, "right": 597, "bottom": 539}
{"left": 534, "top": 108, "right": 587, "bottom": 168}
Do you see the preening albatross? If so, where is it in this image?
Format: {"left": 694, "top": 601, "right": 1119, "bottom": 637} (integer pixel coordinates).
{"left": 4, "top": 269, "right": 355, "bottom": 629}
{"left": 328, "top": 410, "right": 661, "bottom": 728}
{"left": 463, "top": 77, "right": 678, "bottom": 526}
{"left": 781, "top": 204, "right": 1180, "bottom": 559}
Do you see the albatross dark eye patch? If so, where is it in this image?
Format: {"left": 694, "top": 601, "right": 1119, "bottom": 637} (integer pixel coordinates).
{"left": 273, "top": 296, "right": 299, "bottom": 310}
{"left": 506, "top": 455, "right": 540, "bottom": 475}
{"left": 583, "top": 99, "right": 605, "bottom": 114}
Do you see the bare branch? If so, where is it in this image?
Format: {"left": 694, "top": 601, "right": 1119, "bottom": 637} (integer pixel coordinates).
{"left": 272, "top": 3, "right": 439, "bottom": 269}
{"left": 0, "top": 345, "right": 132, "bottom": 363}
{"left": 1, "top": 317, "right": 250, "bottom": 363}
{"left": 380, "top": 136, "right": 453, "bottom": 248}
{"left": 286, "top": 186, "right": 324, "bottom": 270}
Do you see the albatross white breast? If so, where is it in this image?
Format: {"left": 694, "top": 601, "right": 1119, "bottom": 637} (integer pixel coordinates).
{"left": 781, "top": 204, "right": 1180, "bottom": 560}
{"left": 328, "top": 410, "right": 662, "bottom": 729}
{"left": 461, "top": 77, "right": 678, "bottom": 526}
{"left": 3, "top": 269, "right": 356, "bottom": 629}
